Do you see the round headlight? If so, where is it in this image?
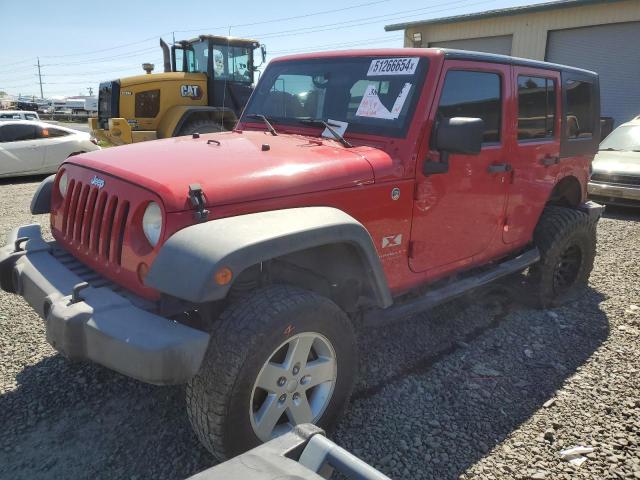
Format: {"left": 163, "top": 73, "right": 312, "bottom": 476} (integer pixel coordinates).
{"left": 58, "top": 172, "right": 68, "bottom": 197}
{"left": 142, "top": 202, "right": 163, "bottom": 247}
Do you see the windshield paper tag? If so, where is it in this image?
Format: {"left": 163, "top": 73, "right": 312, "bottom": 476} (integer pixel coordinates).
{"left": 322, "top": 119, "right": 349, "bottom": 139}
{"left": 356, "top": 83, "right": 411, "bottom": 120}
{"left": 367, "top": 57, "right": 419, "bottom": 76}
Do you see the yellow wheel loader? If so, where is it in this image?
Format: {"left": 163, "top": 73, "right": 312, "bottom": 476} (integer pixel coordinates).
{"left": 89, "top": 35, "right": 265, "bottom": 145}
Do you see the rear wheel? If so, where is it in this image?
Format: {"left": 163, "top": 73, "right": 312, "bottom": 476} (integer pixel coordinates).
{"left": 527, "top": 206, "right": 597, "bottom": 307}
{"left": 178, "top": 118, "right": 225, "bottom": 136}
{"left": 186, "top": 285, "right": 357, "bottom": 460}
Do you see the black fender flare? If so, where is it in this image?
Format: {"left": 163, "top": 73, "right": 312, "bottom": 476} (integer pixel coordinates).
{"left": 30, "top": 174, "right": 55, "bottom": 214}
{"left": 145, "top": 207, "right": 393, "bottom": 307}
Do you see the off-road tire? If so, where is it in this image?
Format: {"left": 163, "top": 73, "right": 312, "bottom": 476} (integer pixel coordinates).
{"left": 178, "top": 119, "right": 225, "bottom": 136}
{"left": 527, "top": 206, "right": 597, "bottom": 308}
{"left": 186, "top": 285, "right": 357, "bottom": 461}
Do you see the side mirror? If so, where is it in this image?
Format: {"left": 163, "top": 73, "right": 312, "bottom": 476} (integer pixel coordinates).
{"left": 435, "top": 117, "right": 484, "bottom": 154}
{"left": 261, "top": 45, "right": 267, "bottom": 64}
{"left": 423, "top": 117, "right": 484, "bottom": 176}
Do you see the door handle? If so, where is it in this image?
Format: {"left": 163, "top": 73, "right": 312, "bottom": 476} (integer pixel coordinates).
{"left": 541, "top": 155, "right": 560, "bottom": 166}
{"left": 487, "top": 163, "right": 512, "bottom": 173}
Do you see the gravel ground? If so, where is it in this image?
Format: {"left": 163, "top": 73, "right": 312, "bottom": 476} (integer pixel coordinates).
{"left": 0, "top": 176, "right": 638, "bottom": 480}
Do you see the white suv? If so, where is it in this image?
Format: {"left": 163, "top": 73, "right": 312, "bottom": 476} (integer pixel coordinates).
{"left": 0, "top": 110, "right": 40, "bottom": 121}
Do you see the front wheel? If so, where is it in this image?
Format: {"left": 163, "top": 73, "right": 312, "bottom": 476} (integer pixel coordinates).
{"left": 527, "top": 206, "right": 597, "bottom": 307}
{"left": 186, "top": 285, "right": 357, "bottom": 460}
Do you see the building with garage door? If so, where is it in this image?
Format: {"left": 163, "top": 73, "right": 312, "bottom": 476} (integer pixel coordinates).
{"left": 385, "top": 0, "right": 640, "bottom": 126}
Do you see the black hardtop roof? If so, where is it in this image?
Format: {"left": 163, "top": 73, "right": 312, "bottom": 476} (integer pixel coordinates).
{"left": 438, "top": 48, "right": 598, "bottom": 78}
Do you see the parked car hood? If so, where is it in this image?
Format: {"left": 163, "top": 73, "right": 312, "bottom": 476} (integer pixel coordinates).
{"left": 592, "top": 150, "right": 640, "bottom": 176}
{"left": 67, "top": 131, "right": 375, "bottom": 212}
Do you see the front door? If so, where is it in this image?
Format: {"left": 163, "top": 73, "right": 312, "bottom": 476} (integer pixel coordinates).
{"left": 409, "top": 61, "right": 510, "bottom": 273}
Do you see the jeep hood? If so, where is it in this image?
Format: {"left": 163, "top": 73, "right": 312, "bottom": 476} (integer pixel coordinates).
{"left": 68, "top": 131, "right": 375, "bottom": 212}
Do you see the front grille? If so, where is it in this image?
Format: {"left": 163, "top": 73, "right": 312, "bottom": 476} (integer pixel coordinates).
{"left": 590, "top": 173, "right": 640, "bottom": 186}
{"left": 61, "top": 178, "right": 129, "bottom": 266}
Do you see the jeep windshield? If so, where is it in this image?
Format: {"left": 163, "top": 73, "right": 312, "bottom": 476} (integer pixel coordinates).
{"left": 242, "top": 56, "right": 428, "bottom": 138}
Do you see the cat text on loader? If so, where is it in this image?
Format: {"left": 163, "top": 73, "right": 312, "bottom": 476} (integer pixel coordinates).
{"left": 89, "top": 35, "right": 266, "bottom": 145}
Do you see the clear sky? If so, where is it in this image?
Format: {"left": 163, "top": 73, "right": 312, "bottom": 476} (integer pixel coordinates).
{"left": 0, "top": 0, "right": 533, "bottom": 98}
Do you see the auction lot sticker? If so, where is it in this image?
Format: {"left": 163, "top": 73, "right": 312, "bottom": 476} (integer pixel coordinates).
{"left": 368, "top": 57, "right": 419, "bottom": 76}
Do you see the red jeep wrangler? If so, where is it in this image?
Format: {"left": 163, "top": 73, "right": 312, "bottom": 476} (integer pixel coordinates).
{"left": 0, "top": 48, "right": 602, "bottom": 459}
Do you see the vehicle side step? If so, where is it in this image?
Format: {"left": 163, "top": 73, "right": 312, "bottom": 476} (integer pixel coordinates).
{"left": 363, "top": 248, "right": 540, "bottom": 328}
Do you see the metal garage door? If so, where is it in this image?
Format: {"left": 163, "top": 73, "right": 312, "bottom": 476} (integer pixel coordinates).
{"left": 429, "top": 35, "right": 513, "bottom": 55}
{"left": 546, "top": 22, "right": 640, "bottom": 126}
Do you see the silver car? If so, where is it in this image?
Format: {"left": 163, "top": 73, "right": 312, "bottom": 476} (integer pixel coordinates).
{"left": 588, "top": 117, "right": 640, "bottom": 207}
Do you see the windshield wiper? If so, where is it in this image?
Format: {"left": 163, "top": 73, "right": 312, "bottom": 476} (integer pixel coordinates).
{"left": 599, "top": 147, "right": 619, "bottom": 151}
{"left": 245, "top": 114, "right": 278, "bottom": 136}
{"left": 299, "top": 119, "right": 353, "bottom": 148}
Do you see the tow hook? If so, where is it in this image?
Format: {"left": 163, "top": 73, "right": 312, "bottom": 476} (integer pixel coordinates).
{"left": 188, "top": 184, "right": 210, "bottom": 221}
{"left": 14, "top": 237, "right": 29, "bottom": 252}
{"left": 70, "top": 282, "right": 90, "bottom": 304}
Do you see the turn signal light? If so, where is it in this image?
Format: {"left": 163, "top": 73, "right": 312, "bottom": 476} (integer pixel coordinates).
{"left": 214, "top": 267, "right": 233, "bottom": 285}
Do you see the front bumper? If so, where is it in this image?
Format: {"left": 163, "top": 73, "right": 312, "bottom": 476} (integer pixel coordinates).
{"left": 588, "top": 181, "right": 640, "bottom": 205}
{"left": 88, "top": 117, "right": 157, "bottom": 145}
{"left": 0, "top": 224, "right": 209, "bottom": 385}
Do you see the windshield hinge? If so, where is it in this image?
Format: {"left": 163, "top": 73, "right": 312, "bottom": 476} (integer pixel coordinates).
{"left": 188, "top": 184, "right": 210, "bottom": 221}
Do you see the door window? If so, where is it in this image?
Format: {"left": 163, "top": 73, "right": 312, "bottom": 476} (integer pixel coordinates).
{"left": 0, "top": 124, "right": 38, "bottom": 142}
{"left": 436, "top": 70, "right": 502, "bottom": 143}
{"left": 565, "top": 80, "right": 594, "bottom": 139}
{"left": 517, "top": 76, "right": 556, "bottom": 140}
{"left": 41, "top": 127, "right": 70, "bottom": 138}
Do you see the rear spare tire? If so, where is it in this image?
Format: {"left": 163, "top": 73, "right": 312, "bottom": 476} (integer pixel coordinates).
{"left": 527, "top": 206, "right": 597, "bottom": 307}
{"left": 186, "top": 285, "right": 357, "bottom": 460}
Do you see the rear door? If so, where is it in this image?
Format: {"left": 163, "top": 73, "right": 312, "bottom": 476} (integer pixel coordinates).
{"left": 42, "top": 127, "right": 77, "bottom": 172}
{"left": 409, "top": 61, "right": 510, "bottom": 272}
{"left": 503, "top": 66, "right": 561, "bottom": 244}
{"left": 0, "top": 124, "right": 44, "bottom": 176}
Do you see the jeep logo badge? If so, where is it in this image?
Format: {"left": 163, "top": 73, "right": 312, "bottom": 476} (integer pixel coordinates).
{"left": 90, "top": 176, "right": 105, "bottom": 189}
{"left": 180, "top": 85, "right": 202, "bottom": 100}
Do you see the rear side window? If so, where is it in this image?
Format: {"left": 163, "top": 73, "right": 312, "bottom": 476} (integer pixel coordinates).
{"left": 517, "top": 76, "right": 556, "bottom": 140}
{"left": 437, "top": 70, "right": 502, "bottom": 143}
{"left": 25, "top": 113, "right": 38, "bottom": 120}
{"left": 135, "top": 89, "right": 160, "bottom": 118}
{"left": 0, "top": 124, "right": 38, "bottom": 142}
{"left": 565, "top": 80, "right": 593, "bottom": 139}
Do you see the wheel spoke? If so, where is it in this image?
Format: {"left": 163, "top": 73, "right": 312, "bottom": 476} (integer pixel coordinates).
{"left": 256, "top": 362, "right": 288, "bottom": 392}
{"left": 254, "top": 393, "right": 285, "bottom": 441}
{"left": 302, "top": 357, "right": 335, "bottom": 389}
{"left": 284, "top": 335, "right": 315, "bottom": 370}
{"left": 287, "top": 395, "right": 314, "bottom": 425}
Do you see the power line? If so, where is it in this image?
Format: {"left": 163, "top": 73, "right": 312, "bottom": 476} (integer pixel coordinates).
{"left": 41, "top": 46, "right": 158, "bottom": 67}
{"left": 174, "top": 0, "right": 390, "bottom": 34}
{"left": 249, "top": 0, "right": 495, "bottom": 40}
{"left": 0, "top": 58, "right": 35, "bottom": 67}
{"left": 38, "top": 33, "right": 171, "bottom": 59}
{"left": 1, "top": 0, "right": 388, "bottom": 63}
{"left": 270, "top": 35, "right": 403, "bottom": 54}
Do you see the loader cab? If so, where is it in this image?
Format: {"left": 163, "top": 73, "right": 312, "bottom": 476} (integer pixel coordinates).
{"left": 171, "top": 35, "right": 265, "bottom": 115}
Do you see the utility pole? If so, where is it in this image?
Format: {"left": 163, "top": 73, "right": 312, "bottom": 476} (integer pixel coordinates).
{"left": 36, "top": 57, "right": 44, "bottom": 99}
{"left": 172, "top": 31, "right": 176, "bottom": 45}
{"left": 87, "top": 87, "right": 93, "bottom": 96}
